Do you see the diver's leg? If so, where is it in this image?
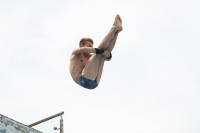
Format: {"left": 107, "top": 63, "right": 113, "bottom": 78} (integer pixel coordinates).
{"left": 106, "top": 32, "right": 119, "bottom": 52}
{"left": 82, "top": 54, "right": 101, "bottom": 80}
{"left": 95, "top": 56, "right": 106, "bottom": 84}
{"left": 98, "top": 15, "right": 122, "bottom": 49}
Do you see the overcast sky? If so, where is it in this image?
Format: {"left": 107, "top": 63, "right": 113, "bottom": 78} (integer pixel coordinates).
{"left": 0, "top": 0, "right": 200, "bottom": 133}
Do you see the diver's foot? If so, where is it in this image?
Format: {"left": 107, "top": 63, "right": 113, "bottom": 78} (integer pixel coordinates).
{"left": 113, "top": 14, "right": 123, "bottom": 31}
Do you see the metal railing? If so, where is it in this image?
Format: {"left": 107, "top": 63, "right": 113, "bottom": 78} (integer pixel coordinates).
{"left": 28, "top": 111, "right": 64, "bottom": 133}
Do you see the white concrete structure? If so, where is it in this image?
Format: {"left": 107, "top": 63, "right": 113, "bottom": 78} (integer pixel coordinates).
{"left": 0, "top": 114, "right": 42, "bottom": 133}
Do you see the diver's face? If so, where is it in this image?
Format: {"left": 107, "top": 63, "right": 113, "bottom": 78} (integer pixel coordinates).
{"left": 81, "top": 41, "right": 93, "bottom": 48}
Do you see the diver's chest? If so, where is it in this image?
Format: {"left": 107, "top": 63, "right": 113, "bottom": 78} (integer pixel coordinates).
{"left": 80, "top": 55, "right": 91, "bottom": 64}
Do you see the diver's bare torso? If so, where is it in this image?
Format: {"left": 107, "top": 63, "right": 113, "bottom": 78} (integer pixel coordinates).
{"left": 70, "top": 53, "right": 92, "bottom": 84}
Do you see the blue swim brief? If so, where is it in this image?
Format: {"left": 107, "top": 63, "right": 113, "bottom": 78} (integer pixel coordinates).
{"left": 79, "top": 74, "right": 98, "bottom": 89}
